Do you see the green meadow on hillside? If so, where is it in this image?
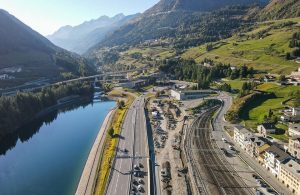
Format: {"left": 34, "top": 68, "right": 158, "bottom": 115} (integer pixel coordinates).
{"left": 240, "top": 83, "right": 300, "bottom": 130}
{"left": 182, "top": 17, "right": 300, "bottom": 74}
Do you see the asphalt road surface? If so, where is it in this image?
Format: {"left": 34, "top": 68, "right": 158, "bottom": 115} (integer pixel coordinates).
{"left": 106, "top": 96, "right": 149, "bottom": 195}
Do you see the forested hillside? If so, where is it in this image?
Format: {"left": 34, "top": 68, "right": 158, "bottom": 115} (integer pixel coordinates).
{"left": 259, "top": 0, "right": 300, "bottom": 20}
{"left": 0, "top": 9, "right": 95, "bottom": 88}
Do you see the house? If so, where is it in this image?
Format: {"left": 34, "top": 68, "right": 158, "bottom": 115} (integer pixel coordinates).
{"left": 281, "top": 115, "right": 292, "bottom": 122}
{"left": 246, "top": 136, "right": 270, "bottom": 159}
{"left": 264, "top": 75, "right": 276, "bottom": 82}
{"left": 0, "top": 74, "right": 14, "bottom": 80}
{"left": 257, "top": 144, "right": 271, "bottom": 165}
{"left": 257, "top": 123, "right": 276, "bottom": 137}
{"left": 293, "top": 107, "right": 300, "bottom": 117}
{"left": 279, "top": 159, "right": 300, "bottom": 195}
{"left": 234, "top": 126, "right": 253, "bottom": 150}
{"left": 289, "top": 123, "right": 300, "bottom": 137}
{"left": 289, "top": 136, "right": 300, "bottom": 159}
{"left": 264, "top": 145, "right": 291, "bottom": 178}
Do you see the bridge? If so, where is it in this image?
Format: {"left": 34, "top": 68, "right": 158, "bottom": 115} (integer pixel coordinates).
{"left": 0, "top": 68, "right": 147, "bottom": 96}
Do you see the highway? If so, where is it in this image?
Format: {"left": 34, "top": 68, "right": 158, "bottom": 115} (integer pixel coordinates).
{"left": 106, "top": 96, "right": 149, "bottom": 195}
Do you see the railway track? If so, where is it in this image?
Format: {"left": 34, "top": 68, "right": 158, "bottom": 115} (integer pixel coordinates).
{"left": 186, "top": 108, "right": 252, "bottom": 195}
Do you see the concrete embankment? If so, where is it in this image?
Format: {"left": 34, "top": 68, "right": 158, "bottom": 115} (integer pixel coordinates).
{"left": 75, "top": 109, "right": 114, "bottom": 195}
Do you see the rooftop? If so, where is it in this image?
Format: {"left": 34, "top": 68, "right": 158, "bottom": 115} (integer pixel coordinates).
{"left": 250, "top": 136, "right": 266, "bottom": 147}
{"left": 291, "top": 136, "right": 300, "bottom": 142}
{"left": 234, "top": 126, "right": 252, "bottom": 135}
{"left": 258, "top": 144, "right": 270, "bottom": 153}
{"left": 289, "top": 123, "right": 300, "bottom": 132}
{"left": 282, "top": 159, "right": 300, "bottom": 177}
{"left": 260, "top": 123, "right": 276, "bottom": 130}
{"left": 265, "top": 145, "right": 290, "bottom": 162}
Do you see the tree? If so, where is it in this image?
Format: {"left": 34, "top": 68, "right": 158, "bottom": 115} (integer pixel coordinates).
{"left": 108, "top": 127, "right": 114, "bottom": 137}
{"left": 278, "top": 75, "right": 286, "bottom": 82}
{"left": 240, "top": 65, "right": 248, "bottom": 78}
{"left": 117, "top": 100, "right": 125, "bottom": 109}
{"left": 218, "top": 83, "right": 231, "bottom": 92}
{"left": 286, "top": 52, "right": 291, "bottom": 60}
{"left": 206, "top": 43, "right": 213, "bottom": 51}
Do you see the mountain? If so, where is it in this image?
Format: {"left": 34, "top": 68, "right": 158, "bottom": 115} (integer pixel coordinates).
{"left": 47, "top": 13, "right": 140, "bottom": 54}
{"left": 88, "top": 0, "right": 268, "bottom": 51}
{"left": 0, "top": 9, "right": 95, "bottom": 88}
{"left": 145, "top": 0, "right": 268, "bottom": 13}
{"left": 259, "top": 0, "right": 300, "bottom": 20}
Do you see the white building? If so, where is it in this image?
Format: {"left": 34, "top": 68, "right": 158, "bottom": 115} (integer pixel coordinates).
{"left": 234, "top": 126, "right": 253, "bottom": 150}
{"left": 289, "top": 136, "right": 300, "bottom": 159}
{"left": 170, "top": 89, "right": 215, "bottom": 100}
{"left": 293, "top": 107, "right": 300, "bottom": 117}
{"left": 289, "top": 123, "right": 300, "bottom": 137}
{"left": 279, "top": 159, "right": 300, "bottom": 195}
{"left": 257, "top": 123, "right": 276, "bottom": 137}
{"left": 264, "top": 145, "right": 290, "bottom": 178}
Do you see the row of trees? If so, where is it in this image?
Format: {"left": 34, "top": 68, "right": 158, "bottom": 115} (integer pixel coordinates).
{"left": 287, "top": 31, "right": 300, "bottom": 60}
{"left": 0, "top": 82, "right": 94, "bottom": 139}
{"left": 159, "top": 58, "right": 255, "bottom": 89}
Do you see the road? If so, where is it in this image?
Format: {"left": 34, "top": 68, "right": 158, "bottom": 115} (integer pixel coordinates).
{"left": 213, "top": 92, "right": 290, "bottom": 195}
{"left": 106, "top": 96, "right": 149, "bottom": 195}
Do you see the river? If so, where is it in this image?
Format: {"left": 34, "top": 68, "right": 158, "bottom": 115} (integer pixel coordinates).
{"left": 0, "top": 98, "right": 115, "bottom": 195}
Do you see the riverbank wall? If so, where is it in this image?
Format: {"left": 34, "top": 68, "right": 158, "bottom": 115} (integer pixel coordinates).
{"left": 75, "top": 108, "right": 114, "bottom": 195}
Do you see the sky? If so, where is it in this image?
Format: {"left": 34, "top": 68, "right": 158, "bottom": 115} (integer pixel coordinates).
{"left": 0, "top": 0, "right": 159, "bottom": 36}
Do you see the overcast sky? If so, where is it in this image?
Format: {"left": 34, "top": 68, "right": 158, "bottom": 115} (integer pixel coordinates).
{"left": 0, "top": 0, "right": 159, "bottom": 36}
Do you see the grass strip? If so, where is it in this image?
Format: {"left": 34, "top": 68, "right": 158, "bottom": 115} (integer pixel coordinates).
{"left": 93, "top": 93, "right": 135, "bottom": 195}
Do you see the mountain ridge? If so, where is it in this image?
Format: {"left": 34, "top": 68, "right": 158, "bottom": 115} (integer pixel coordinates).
{"left": 0, "top": 9, "right": 94, "bottom": 88}
{"left": 48, "top": 13, "right": 140, "bottom": 54}
{"left": 145, "top": 0, "right": 268, "bottom": 14}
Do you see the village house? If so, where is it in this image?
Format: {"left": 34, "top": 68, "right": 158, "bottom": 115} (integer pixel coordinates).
{"left": 257, "top": 123, "right": 276, "bottom": 137}
{"left": 246, "top": 136, "right": 270, "bottom": 160}
{"left": 289, "top": 136, "right": 300, "bottom": 159}
{"left": 293, "top": 107, "right": 300, "bottom": 117}
{"left": 234, "top": 126, "right": 253, "bottom": 150}
{"left": 279, "top": 159, "right": 300, "bottom": 195}
{"left": 264, "top": 145, "right": 291, "bottom": 178}
{"left": 263, "top": 75, "right": 276, "bottom": 82}
{"left": 289, "top": 123, "right": 300, "bottom": 137}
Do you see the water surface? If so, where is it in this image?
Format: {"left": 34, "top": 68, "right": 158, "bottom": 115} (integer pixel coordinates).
{"left": 0, "top": 100, "right": 115, "bottom": 195}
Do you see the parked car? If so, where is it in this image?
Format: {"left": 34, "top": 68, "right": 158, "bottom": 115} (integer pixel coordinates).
{"left": 134, "top": 164, "right": 140, "bottom": 170}
{"left": 137, "top": 185, "right": 144, "bottom": 192}
{"left": 138, "top": 178, "right": 144, "bottom": 184}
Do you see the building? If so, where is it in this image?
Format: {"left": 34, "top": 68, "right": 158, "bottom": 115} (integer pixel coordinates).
{"left": 281, "top": 115, "right": 292, "bottom": 122}
{"left": 234, "top": 126, "right": 253, "bottom": 150}
{"left": 279, "top": 159, "right": 300, "bottom": 195}
{"left": 264, "top": 145, "right": 291, "bottom": 177}
{"left": 293, "top": 107, "right": 300, "bottom": 117}
{"left": 289, "top": 123, "right": 300, "bottom": 137}
{"left": 289, "top": 136, "right": 300, "bottom": 159}
{"left": 264, "top": 75, "right": 276, "bottom": 82}
{"left": 257, "top": 123, "right": 276, "bottom": 137}
{"left": 0, "top": 74, "right": 14, "bottom": 80}
{"left": 170, "top": 89, "right": 215, "bottom": 100}
{"left": 246, "top": 136, "right": 270, "bottom": 159}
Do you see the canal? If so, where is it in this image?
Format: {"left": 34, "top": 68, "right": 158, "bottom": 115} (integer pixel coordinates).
{"left": 0, "top": 98, "right": 115, "bottom": 195}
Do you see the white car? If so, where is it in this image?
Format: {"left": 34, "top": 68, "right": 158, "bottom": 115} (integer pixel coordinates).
{"left": 137, "top": 185, "right": 144, "bottom": 192}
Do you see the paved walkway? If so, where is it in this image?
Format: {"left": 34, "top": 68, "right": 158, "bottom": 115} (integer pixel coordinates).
{"left": 75, "top": 109, "right": 114, "bottom": 195}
